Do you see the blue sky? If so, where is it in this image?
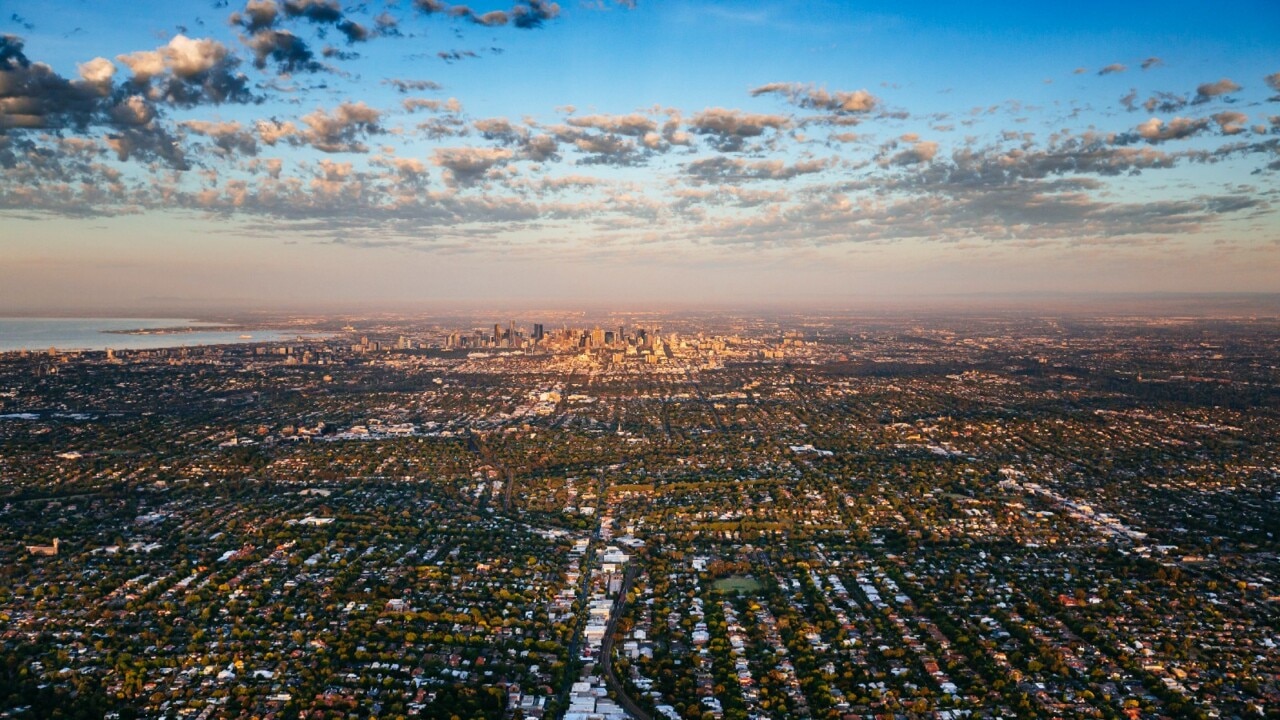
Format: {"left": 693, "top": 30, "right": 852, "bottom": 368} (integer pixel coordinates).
{"left": 2, "top": 0, "right": 1278, "bottom": 312}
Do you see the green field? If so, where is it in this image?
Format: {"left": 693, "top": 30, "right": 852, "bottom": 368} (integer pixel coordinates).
{"left": 713, "top": 576, "right": 762, "bottom": 594}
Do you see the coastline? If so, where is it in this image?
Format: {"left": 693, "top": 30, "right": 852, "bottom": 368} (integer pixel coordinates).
{"left": 0, "top": 317, "right": 315, "bottom": 354}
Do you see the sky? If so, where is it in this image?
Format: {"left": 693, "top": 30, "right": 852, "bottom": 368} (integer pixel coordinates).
{"left": 1, "top": 0, "right": 1278, "bottom": 313}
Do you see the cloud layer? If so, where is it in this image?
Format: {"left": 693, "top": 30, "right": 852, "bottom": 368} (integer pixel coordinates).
{"left": 1, "top": 6, "right": 1278, "bottom": 267}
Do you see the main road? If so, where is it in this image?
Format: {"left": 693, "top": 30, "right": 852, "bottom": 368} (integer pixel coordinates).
{"left": 597, "top": 563, "right": 652, "bottom": 720}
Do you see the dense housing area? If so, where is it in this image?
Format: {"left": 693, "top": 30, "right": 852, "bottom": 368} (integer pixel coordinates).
{"left": 1, "top": 311, "right": 1278, "bottom": 719}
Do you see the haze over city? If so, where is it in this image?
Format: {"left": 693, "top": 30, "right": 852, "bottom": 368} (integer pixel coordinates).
{"left": 1, "top": 1, "right": 1278, "bottom": 312}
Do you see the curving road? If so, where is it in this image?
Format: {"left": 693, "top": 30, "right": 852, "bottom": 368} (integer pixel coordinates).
{"left": 598, "top": 563, "right": 652, "bottom": 720}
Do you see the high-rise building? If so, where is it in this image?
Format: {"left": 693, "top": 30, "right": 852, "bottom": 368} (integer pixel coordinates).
{"left": 533, "top": 323, "right": 545, "bottom": 340}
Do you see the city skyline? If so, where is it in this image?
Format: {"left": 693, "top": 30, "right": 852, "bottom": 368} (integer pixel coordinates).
{"left": 2, "top": 0, "right": 1279, "bottom": 311}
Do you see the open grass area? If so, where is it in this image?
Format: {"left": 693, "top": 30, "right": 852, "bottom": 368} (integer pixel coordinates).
{"left": 713, "top": 575, "right": 762, "bottom": 594}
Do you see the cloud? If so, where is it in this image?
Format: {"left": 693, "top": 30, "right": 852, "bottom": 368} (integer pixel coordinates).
{"left": 569, "top": 132, "right": 641, "bottom": 164}
{"left": 520, "top": 134, "right": 558, "bottom": 161}
{"left": 413, "top": 0, "right": 448, "bottom": 13}
{"left": 1141, "top": 91, "right": 1188, "bottom": 114}
{"left": 413, "top": 0, "right": 560, "bottom": 29}
{"left": 528, "top": 114, "right": 680, "bottom": 164}
{"left": 660, "top": 111, "right": 690, "bottom": 146}
{"left": 8, "top": 13, "right": 34, "bottom": 32}
{"left": 105, "top": 122, "right": 188, "bottom": 169}
{"left": 523, "top": 124, "right": 633, "bottom": 165}
{"left": 5, "top": 104, "right": 1273, "bottom": 251}
{"left": 373, "top": 12, "right": 400, "bottom": 35}
{"left": 0, "top": 35, "right": 114, "bottom": 130}
{"left": 117, "top": 35, "right": 254, "bottom": 106}
{"left": 685, "top": 155, "right": 833, "bottom": 183}
{"left": 681, "top": 177, "right": 1263, "bottom": 251}
{"left": 1135, "top": 116, "right": 1210, "bottom": 143}
{"left": 879, "top": 135, "right": 939, "bottom": 166}
{"left": 1266, "top": 72, "right": 1280, "bottom": 99}
{"left": 688, "top": 107, "right": 789, "bottom": 151}
{"left": 473, "top": 116, "right": 525, "bottom": 141}
{"left": 77, "top": 57, "right": 116, "bottom": 87}
{"left": 256, "top": 117, "right": 299, "bottom": 145}
{"left": 321, "top": 45, "right": 358, "bottom": 62}
{"left": 433, "top": 146, "right": 513, "bottom": 185}
{"left": 257, "top": 101, "right": 383, "bottom": 152}
{"left": 1097, "top": 63, "right": 1126, "bottom": 76}
{"left": 0, "top": 34, "right": 28, "bottom": 69}
{"left": 370, "top": 154, "right": 428, "bottom": 182}
{"left": 414, "top": 0, "right": 455, "bottom": 15}
{"left": 536, "top": 174, "right": 603, "bottom": 191}
{"left": 235, "top": 0, "right": 367, "bottom": 44}
{"left": 385, "top": 78, "right": 443, "bottom": 93}
{"left": 244, "top": 29, "right": 322, "bottom": 74}
{"left": 282, "top": 0, "right": 342, "bottom": 24}
{"left": 471, "top": 11, "right": 509, "bottom": 27}
{"left": 230, "top": 0, "right": 280, "bottom": 32}
{"left": 297, "top": 101, "right": 382, "bottom": 152}
{"left": 512, "top": 0, "right": 561, "bottom": 28}
{"left": 750, "top": 82, "right": 877, "bottom": 114}
{"left": 565, "top": 112, "right": 656, "bottom": 136}
{"left": 1193, "top": 77, "right": 1241, "bottom": 103}
{"left": 107, "top": 94, "right": 155, "bottom": 126}
{"left": 415, "top": 115, "right": 469, "bottom": 140}
{"left": 181, "top": 119, "right": 259, "bottom": 156}
{"left": 407, "top": 96, "right": 462, "bottom": 114}
{"left": 118, "top": 35, "right": 226, "bottom": 81}
{"left": 404, "top": 97, "right": 466, "bottom": 136}
{"left": 890, "top": 132, "right": 1188, "bottom": 190}
{"left": 1210, "top": 111, "right": 1248, "bottom": 135}
{"left": 438, "top": 50, "right": 480, "bottom": 62}
{"left": 5, "top": 18, "right": 1278, "bottom": 259}
{"left": 337, "top": 20, "right": 370, "bottom": 43}
{"left": 1140, "top": 57, "right": 1163, "bottom": 71}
